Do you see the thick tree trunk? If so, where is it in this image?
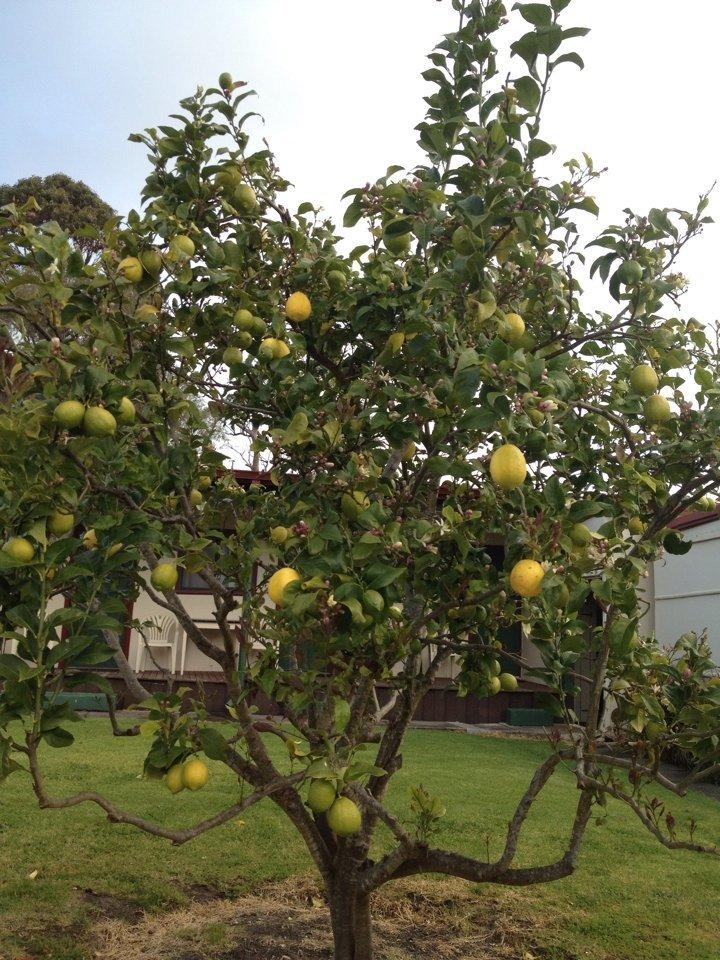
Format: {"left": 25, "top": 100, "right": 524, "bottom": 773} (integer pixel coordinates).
{"left": 353, "top": 892, "right": 373, "bottom": 960}
{"left": 329, "top": 880, "right": 374, "bottom": 960}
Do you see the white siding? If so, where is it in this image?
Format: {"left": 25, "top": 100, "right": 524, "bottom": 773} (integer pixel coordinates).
{"left": 650, "top": 519, "right": 720, "bottom": 662}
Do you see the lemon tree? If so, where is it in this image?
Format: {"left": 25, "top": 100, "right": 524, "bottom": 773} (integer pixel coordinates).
{"left": 2, "top": 3, "right": 720, "bottom": 958}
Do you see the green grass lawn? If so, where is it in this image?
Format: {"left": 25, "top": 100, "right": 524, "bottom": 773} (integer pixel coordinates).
{"left": 0, "top": 719, "right": 719, "bottom": 960}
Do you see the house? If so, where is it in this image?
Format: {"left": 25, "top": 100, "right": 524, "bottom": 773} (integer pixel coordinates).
{"left": 641, "top": 506, "right": 720, "bottom": 663}
{"left": 116, "top": 500, "right": 720, "bottom": 721}
{"left": 2, "top": 468, "right": 607, "bottom": 725}
{"left": 107, "top": 471, "right": 602, "bottom": 725}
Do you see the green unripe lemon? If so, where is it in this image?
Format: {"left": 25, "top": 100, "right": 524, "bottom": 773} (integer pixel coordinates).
{"left": 223, "top": 346, "right": 244, "bottom": 365}
{"left": 643, "top": 394, "right": 673, "bottom": 424}
{"left": 307, "top": 780, "right": 337, "bottom": 814}
{"left": 569, "top": 523, "right": 592, "bottom": 547}
{"left": 617, "top": 260, "right": 643, "bottom": 285}
{"left": 48, "top": 510, "right": 75, "bottom": 537}
{"left": 629, "top": 364, "right": 659, "bottom": 396}
{"left": 140, "top": 249, "right": 163, "bottom": 277}
{"left": 452, "top": 226, "right": 475, "bottom": 256}
{"left": 327, "top": 270, "right": 348, "bottom": 293}
{"left": 326, "top": 797, "right": 362, "bottom": 836}
{"left": 83, "top": 406, "right": 117, "bottom": 438}
{"left": 383, "top": 231, "right": 411, "bottom": 257}
{"left": 117, "top": 397, "right": 136, "bottom": 425}
{"left": 54, "top": 400, "right": 85, "bottom": 429}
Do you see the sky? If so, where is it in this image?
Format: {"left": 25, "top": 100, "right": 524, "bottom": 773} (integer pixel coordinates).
{"left": 0, "top": 0, "right": 718, "bottom": 323}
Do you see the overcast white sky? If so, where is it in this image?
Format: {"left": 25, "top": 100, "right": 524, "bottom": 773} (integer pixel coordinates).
{"left": 1, "top": 0, "right": 717, "bottom": 321}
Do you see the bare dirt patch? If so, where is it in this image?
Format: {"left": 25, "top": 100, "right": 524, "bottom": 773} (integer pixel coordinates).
{"left": 89, "top": 876, "right": 574, "bottom": 960}
{"left": 79, "top": 888, "right": 144, "bottom": 922}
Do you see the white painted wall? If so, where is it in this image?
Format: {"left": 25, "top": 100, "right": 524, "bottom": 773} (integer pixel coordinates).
{"left": 649, "top": 518, "right": 720, "bottom": 662}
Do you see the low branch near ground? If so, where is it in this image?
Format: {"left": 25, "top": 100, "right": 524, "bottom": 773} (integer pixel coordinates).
{"left": 24, "top": 738, "right": 297, "bottom": 846}
{"left": 577, "top": 770, "right": 719, "bottom": 858}
{"left": 105, "top": 694, "right": 140, "bottom": 737}
{"left": 358, "top": 787, "right": 595, "bottom": 893}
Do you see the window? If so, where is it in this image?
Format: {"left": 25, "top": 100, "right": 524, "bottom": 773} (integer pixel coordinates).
{"left": 177, "top": 568, "right": 239, "bottom": 594}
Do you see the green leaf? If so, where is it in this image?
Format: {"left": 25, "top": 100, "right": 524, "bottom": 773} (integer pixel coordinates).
{"left": 42, "top": 727, "right": 75, "bottom": 748}
{"left": 553, "top": 51, "right": 585, "bottom": 70}
{"left": 365, "top": 563, "right": 405, "bottom": 589}
{"left": 528, "top": 138, "right": 554, "bottom": 160}
{"left": 343, "top": 201, "right": 363, "bottom": 228}
{"left": 545, "top": 475, "right": 566, "bottom": 511}
{"left": 515, "top": 75, "right": 541, "bottom": 111}
{"left": 663, "top": 531, "right": 692, "bottom": 556}
{"left": 516, "top": 3, "right": 553, "bottom": 27}
{"left": 455, "top": 348, "right": 480, "bottom": 373}
{"left": 568, "top": 501, "right": 604, "bottom": 523}
{"left": 0, "top": 652, "right": 26, "bottom": 681}
{"left": 333, "top": 698, "right": 351, "bottom": 734}
{"left": 339, "top": 597, "right": 367, "bottom": 625}
{"left": 199, "top": 726, "right": 228, "bottom": 760}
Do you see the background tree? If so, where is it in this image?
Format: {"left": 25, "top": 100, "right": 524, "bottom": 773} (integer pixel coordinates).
{"left": 1, "top": 3, "right": 719, "bottom": 959}
{"left": 0, "top": 172, "right": 114, "bottom": 259}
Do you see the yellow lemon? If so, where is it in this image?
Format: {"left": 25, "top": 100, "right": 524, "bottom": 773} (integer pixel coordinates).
{"left": 270, "top": 525, "right": 289, "bottom": 545}
{"left": 151, "top": 562, "right": 178, "bottom": 591}
{"left": 501, "top": 312, "right": 525, "bottom": 345}
{"left": 82, "top": 528, "right": 98, "bottom": 550}
{"left": 509, "top": 559, "right": 545, "bottom": 598}
{"left": 268, "top": 567, "right": 301, "bottom": 606}
{"left": 182, "top": 758, "right": 209, "bottom": 791}
{"left": 164, "top": 764, "right": 185, "bottom": 794}
{"left": 285, "top": 291, "right": 312, "bottom": 323}
{"left": 628, "top": 517, "right": 645, "bottom": 536}
{"left": 2, "top": 537, "right": 35, "bottom": 563}
{"left": 118, "top": 256, "right": 143, "bottom": 283}
{"left": 189, "top": 488, "right": 203, "bottom": 506}
{"left": 136, "top": 303, "right": 159, "bottom": 321}
{"left": 489, "top": 444, "right": 527, "bottom": 490}
{"left": 259, "top": 337, "right": 291, "bottom": 360}
{"left": 386, "top": 332, "right": 405, "bottom": 354}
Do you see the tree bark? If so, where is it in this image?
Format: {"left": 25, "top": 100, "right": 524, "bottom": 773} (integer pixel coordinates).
{"left": 329, "top": 877, "right": 374, "bottom": 960}
{"left": 103, "top": 629, "right": 151, "bottom": 702}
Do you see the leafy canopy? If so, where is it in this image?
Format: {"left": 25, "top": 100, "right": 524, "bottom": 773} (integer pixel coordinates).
{"left": 1, "top": 2, "right": 719, "bottom": 950}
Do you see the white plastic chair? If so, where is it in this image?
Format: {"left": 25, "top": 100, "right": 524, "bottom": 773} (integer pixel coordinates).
{"left": 134, "top": 616, "right": 180, "bottom": 674}
{"left": 0, "top": 636, "right": 18, "bottom": 656}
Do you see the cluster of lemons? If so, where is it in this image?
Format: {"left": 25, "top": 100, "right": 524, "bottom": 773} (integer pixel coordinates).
{"left": 164, "top": 757, "right": 210, "bottom": 794}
